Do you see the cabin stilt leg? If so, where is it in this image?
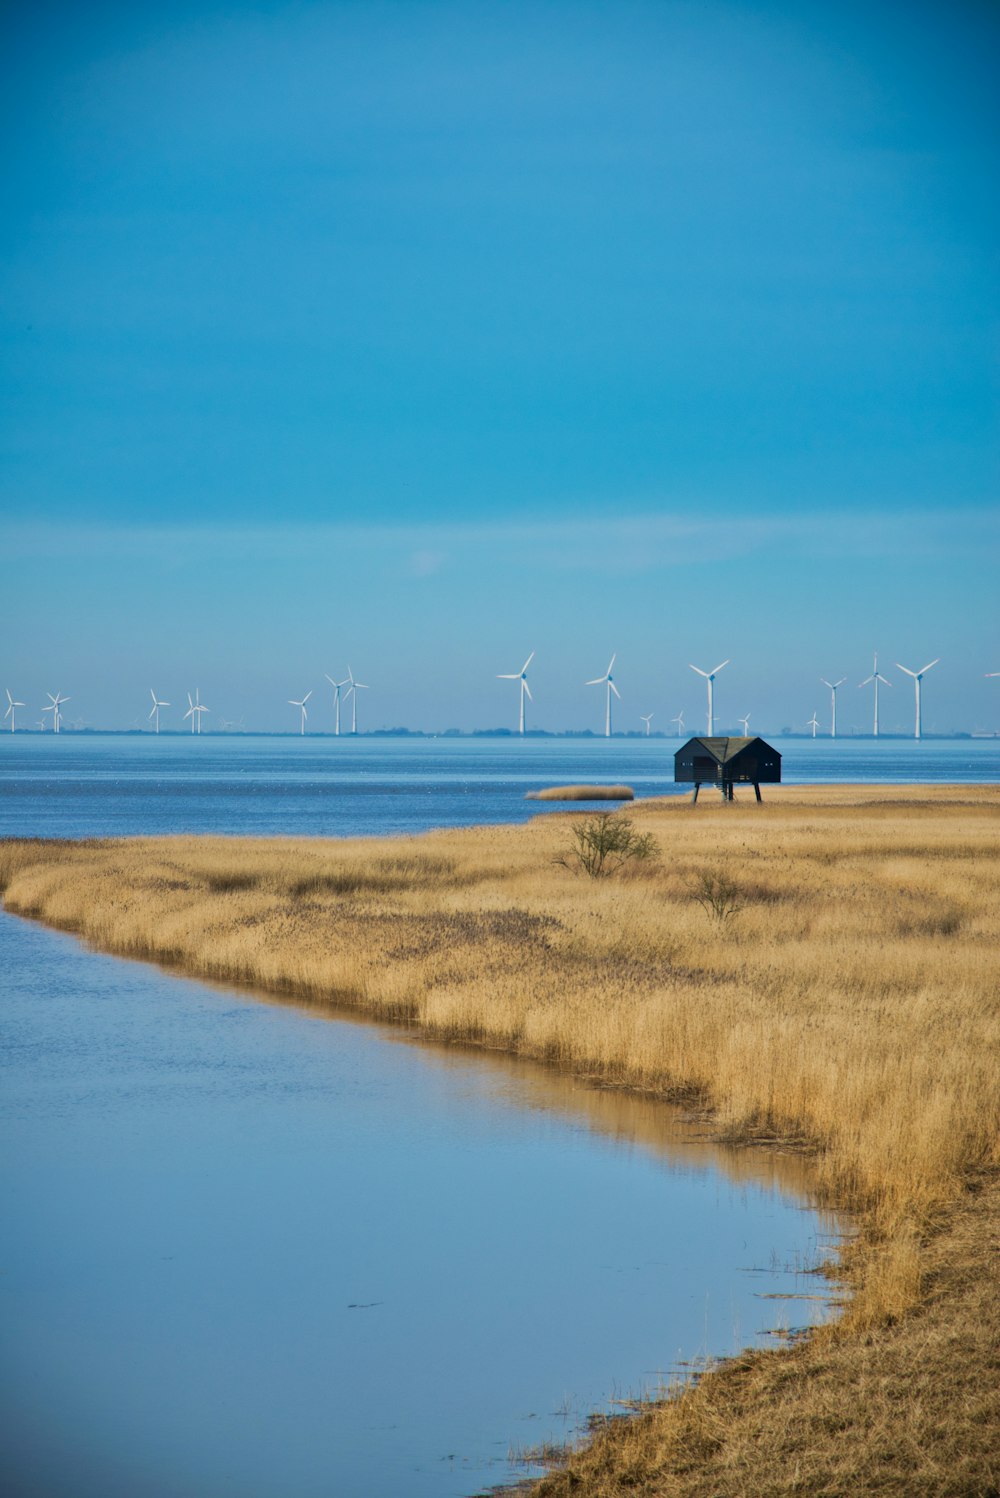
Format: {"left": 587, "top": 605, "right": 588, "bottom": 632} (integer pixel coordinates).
{"left": 754, "top": 781, "right": 762, "bottom": 803}
{"left": 692, "top": 782, "right": 700, "bottom": 803}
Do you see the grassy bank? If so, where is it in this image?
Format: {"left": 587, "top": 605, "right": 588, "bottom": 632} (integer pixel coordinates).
{"left": 2, "top": 785, "right": 998, "bottom": 1493}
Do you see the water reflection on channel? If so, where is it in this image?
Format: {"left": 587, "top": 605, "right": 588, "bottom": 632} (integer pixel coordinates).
{"left": 1, "top": 914, "right": 843, "bottom": 1498}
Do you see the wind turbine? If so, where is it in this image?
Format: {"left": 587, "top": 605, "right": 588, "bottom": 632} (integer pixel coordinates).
{"left": 640, "top": 713, "right": 653, "bottom": 736}
{"left": 42, "top": 692, "right": 70, "bottom": 733}
{"left": 738, "top": 713, "right": 751, "bottom": 736}
{"left": 345, "top": 667, "right": 368, "bottom": 735}
{"left": 671, "top": 710, "right": 686, "bottom": 737}
{"left": 289, "top": 690, "right": 312, "bottom": 735}
{"left": 325, "top": 673, "right": 351, "bottom": 736}
{"left": 807, "top": 711, "right": 819, "bottom": 739}
{"left": 497, "top": 651, "right": 534, "bottom": 736}
{"left": 4, "top": 689, "right": 24, "bottom": 733}
{"left": 688, "top": 660, "right": 729, "bottom": 736}
{"left": 859, "top": 652, "right": 892, "bottom": 737}
{"left": 183, "top": 689, "right": 209, "bottom": 734}
{"left": 895, "top": 658, "right": 939, "bottom": 740}
{"left": 586, "top": 655, "right": 620, "bottom": 737}
{"left": 148, "top": 689, "right": 169, "bottom": 734}
{"left": 820, "top": 676, "right": 847, "bottom": 738}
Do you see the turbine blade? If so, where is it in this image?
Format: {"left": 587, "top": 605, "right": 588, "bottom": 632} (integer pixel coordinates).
{"left": 497, "top": 673, "right": 518, "bottom": 679}
{"left": 607, "top": 654, "right": 616, "bottom": 674}
{"left": 521, "top": 651, "right": 535, "bottom": 673}
{"left": 711, "top": 660, "right": 730, "bottom": 675}
{"left": 303, "top": 691, "right": 312, "bottom": 703}
{"left": 523, "top": 682, "right": 533, "bottom": 701}
{"left": 610, "top": 681, "right": 621, "bottom": 699}
{"left": 585, "top": 677, "right": 603, "bottom": 686}
{"left": 896, "top": 664, "right": 916, "bottom": 677}
{"left": 688, "top": 664, "right": 709, "bottom": 677}
{"left": 919, "top": 659, "right": 940, "bottom": 675}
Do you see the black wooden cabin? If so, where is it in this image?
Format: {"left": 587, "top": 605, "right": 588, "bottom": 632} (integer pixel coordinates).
{"left": 674, "top": 736, "right": 781, "bottom": 802}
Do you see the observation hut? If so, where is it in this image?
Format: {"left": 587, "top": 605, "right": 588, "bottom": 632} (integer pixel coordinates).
{"left": 674, "top": 736, "right": 781, "bottom": 802}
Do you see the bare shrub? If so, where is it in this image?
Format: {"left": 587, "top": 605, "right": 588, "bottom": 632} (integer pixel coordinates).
{"left": 688, "top": 868, "right": 744, "bottom": 922}
{"left": 556, "top": 814, "right": 659, "bottom": 878}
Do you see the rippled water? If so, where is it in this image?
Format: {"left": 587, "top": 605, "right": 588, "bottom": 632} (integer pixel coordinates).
{"left": 0, "top": 913, "right": 841, "bottom": 1498}
{"left": 1, "top": 734, "right": 996, "bottom": 839}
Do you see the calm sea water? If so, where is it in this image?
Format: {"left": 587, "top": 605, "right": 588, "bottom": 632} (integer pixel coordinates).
{"left": 0, "top": 913, "right": 839, "bottom": 1498}
{"left": 1, "top": 734, "right": 996, "bottom": 840}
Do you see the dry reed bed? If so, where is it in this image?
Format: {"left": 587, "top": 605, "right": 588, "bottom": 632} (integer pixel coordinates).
{"left": 2, "top": 784, "right": 998, "bottom": 1493}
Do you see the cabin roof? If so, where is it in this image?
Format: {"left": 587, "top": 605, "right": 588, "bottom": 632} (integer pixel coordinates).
{"left": 676, "top": 735, "right": 779, "bottom": 764}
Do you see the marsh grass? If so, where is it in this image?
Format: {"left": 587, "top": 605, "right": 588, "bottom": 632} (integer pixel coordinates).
{"left": 525, "top": 784, "right": 635, "bottom": 801}
{"left": 2, "top": 783, "right": 999, "bottom": 1495}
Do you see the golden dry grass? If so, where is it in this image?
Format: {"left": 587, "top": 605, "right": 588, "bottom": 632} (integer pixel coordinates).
{"left": 2, "top": 783, "right": 998, "bottom": 1494}
{"left": 526, "top": 784, "right": 635, "bottom": 800}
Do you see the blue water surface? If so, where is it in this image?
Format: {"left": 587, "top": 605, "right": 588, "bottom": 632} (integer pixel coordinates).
{"left": 1, "top": 734, "right": 996, "bottom": 840}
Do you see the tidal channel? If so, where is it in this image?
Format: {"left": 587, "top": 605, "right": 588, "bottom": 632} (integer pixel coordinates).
{"left": 1, "top": 912, "right": 842, "bottom": 1497}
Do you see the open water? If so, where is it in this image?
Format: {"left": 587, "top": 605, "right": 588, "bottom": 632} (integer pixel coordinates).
{"left": 1, "top": 734, "right": 996, "bottom": 840}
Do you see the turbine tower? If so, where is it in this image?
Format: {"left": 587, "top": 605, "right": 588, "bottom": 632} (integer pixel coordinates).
{"left": 671, "top": 710, "right": 685, "bottom": 737}
{"left": 497, "top": 651, "right": 534, "bottom": 736}
{"left": 586, "top": 655, "right": 620, "bottom": 737}
{"left": 148, "top": 689, "right": 169, "bottom": 734}
{"left": 688, "top": 660, "right": 729, "bottom": 736}
{"left": 807, "top": 711, "right": 819, "bottom": 738}
{"left": 289, "top": 690, "right": 312, "bottom": 735}
{"left": 5, "top": 689, "right": 25, "bottom": 733}
{"left": 895, "top": 658, "right": 939, "bottom": 740}
{"left": 325, "top": 673, "right": 351, "bottom": 736}
{"left": 640, "top": 713, "right": 653, "bottom": 736}
{"left": 738, "top": 713, "right": 751, "bottom": 736}
{"left": 183, "top": 689, "right": 209, "bottom": 735}
{"left": 345, "top": 667, "right": 368, "bottom": 735}
{"left": 859, "top": 652, "right": 892, "bottom": 737}
{"left": 42, "top": 692, "right": 69, "bottom": 733}
{"left": 820, "top": 677, "right": 847, "bottom": 738}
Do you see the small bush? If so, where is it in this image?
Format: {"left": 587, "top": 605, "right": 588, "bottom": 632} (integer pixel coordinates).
{"left": 688, "top": 869, "right": 744, "bottom": 922}
{"left": 556, "top": 814, "right": 660, "bottom": 878}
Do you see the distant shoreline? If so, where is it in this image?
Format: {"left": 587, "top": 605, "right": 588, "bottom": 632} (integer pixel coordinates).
{"left": 3, "top": 727, "right": 996, "bottom": 741}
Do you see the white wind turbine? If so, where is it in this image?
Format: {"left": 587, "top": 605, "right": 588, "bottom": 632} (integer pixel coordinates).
{"left": 640, "top": 713, "right": 653, "bottom": 736}
{"left": 738, "top": 713, "right": 751, "bottom": 736}
{"left": 345, "top": 667, "right": 368, "bottom": 735}
{"left": 820, "top": 676, "right": 847, "bottom": 738}
{"left": 289, "top": 689, "right": 312, "bottom": 735}
{"left": 671, "top": 710, "right": 686, "bottom": 737}
{"left": 5, "top": 689, "right": 25, "bottom": 733}
{"left": 586, "top": 654, "right": 620, "bottom": 737}
{"left": 859, "top": 652, "right": 892, "bottom": 737}
{"left": 42, "top": 692, "right": 70, "bottom": 733}
{"left": 497, "top": 651, "right": 534, "bottom": 736}
{"left": 183, "top": 689, "right": 209, "bottom": 734}
{"left": 148, "top": 689, "right": 169, "bottom": 734}
{"left": 895, "top": 658, "right": 939, "bottom": 740}
{"left": 807, "top": 711, "right": 820, "bottom": 738}
{"left": 325, "top": 673, "right": 351, "bottom": 736}
{"left": 688, "top": 660, "right": 728, "bottom": 736}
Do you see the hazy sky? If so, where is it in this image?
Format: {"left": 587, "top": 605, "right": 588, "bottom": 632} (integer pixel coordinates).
{"left": 2, "top": 0, "right": 998, "bottom": 731}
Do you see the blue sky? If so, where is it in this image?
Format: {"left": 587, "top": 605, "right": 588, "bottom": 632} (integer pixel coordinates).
{"left": 2, "top": 1, "right": 998, "bottom": 731}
